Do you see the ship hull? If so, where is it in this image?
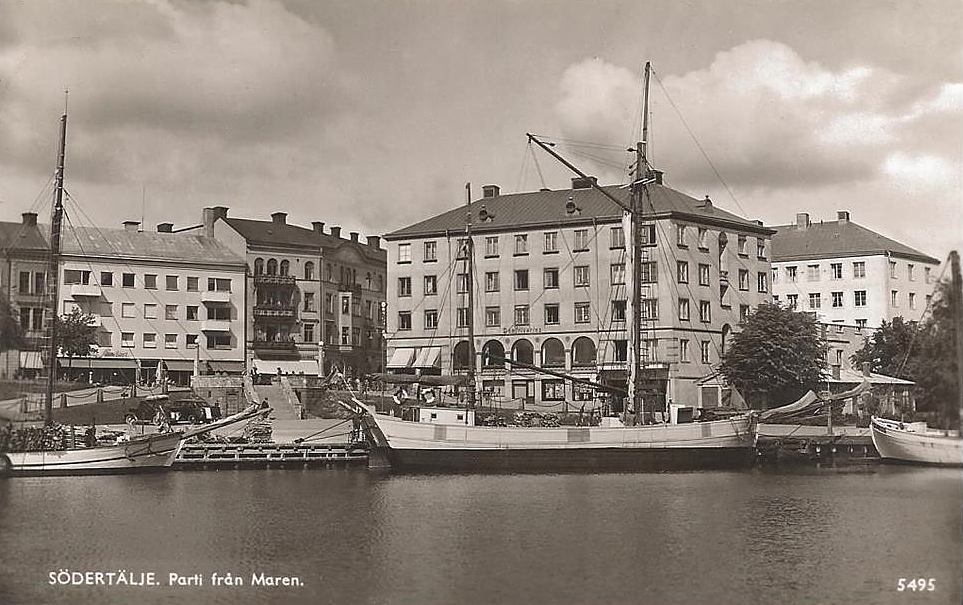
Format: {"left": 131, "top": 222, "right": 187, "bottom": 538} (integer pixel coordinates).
{"left": 4, "top": 432, "right": 184, "bottom": 475}
{"left": 870, "top": 417, "right": 963, "bottom": 467}
{"left": 364, "top": 413, "right": 754, "bottom": 472}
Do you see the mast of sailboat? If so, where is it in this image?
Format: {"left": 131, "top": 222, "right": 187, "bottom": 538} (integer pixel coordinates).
{"left": 629, "top": 61, "right": 652, "bottom": 421}
{"left": 950, "top": 250, "right": 963, "bottom": 429}
{"left": 465, "top": 183, "right": 477, "bottom": 409}
{"left": 44, "top": 112, "right": 68, "bottom": 426}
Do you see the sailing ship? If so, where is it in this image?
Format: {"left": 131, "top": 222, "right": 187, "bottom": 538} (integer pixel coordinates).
{"left": 352, "top": 62, "right": 755, "bottom": 471}
{"left": 870, "top": 251, "right": 963, "bottom": 466}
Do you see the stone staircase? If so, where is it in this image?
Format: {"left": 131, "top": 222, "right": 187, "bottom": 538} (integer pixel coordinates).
{"left": 253, "top": 384, "right": 300, "bottom": 420}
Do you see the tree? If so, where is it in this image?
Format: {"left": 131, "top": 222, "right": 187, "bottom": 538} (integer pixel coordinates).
{"left": 851, "top": 317, "right": 921, "bottom": 379}
{"left": 55, "top": 308, "right": 98, "bottom": 377}
{"left": 718, "top": 302, "right": 828, "bottom": 409}
{"left": 0, "top": 292, "right": 26, "bottom": 352}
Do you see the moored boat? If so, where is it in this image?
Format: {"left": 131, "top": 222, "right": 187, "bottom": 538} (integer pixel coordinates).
{"left": 870, "top": 417, "right": 962, "bottom": 467}
{"left": 4, "top": 431, "right": 184, "bottom": 475}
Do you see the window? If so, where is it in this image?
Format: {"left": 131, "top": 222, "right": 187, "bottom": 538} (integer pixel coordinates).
{"left": 341, "top": 297, "right": 350, "bottom": 314}
{"left": 835, "top": 349, "right": 843, "bottom": 365}
{"left": 421, "top": 275, "right": 437, "bottom": 296}
{"left": 909, "top": 292, "right": 916, "bottom": 309}
{"left": 303, "top": 292, "right": 316, "bottom": 312}
{"left": 97, "top": 332, "right": 112, "bottom": 348}
{"left": 639, "top": 262, "right": 657, "bottom": 283}
{"left": 166, "top": 275, "right": 178, "bottom": 291}
{"left": 907, "top": 264, "right": 915, "bottom": 281}
{"left": 304, "top": 262, "right": 315, "bottom": 280}
{"left": 641, "top": 299, "right": 658, "bottom": 319}
{"left": 208, "top": 278, "right": 231, "bottom": 292}
{"left": 19, "top": 271, "right": 30, "bottom": 293}
{"left": 740, "top": 304, "right": 751, "bottom": 322}
{"left": 771, "top": 268, "right": 778, "bottom": 285}
{"left": 279, "top": 260, "right": 290, "bottom": 277}
{"left": 94, "top": 271, "right": 111, "bottom": 287}
{"left": 121, "top": 332, "right": 134, "bottom": 348}
{"left": 787, "top": 294, "right": 798, "bottom": 309}
{"left": 757, "top": 272, "right": 768, "bottom": 293}
{"left": 398, "top": 277, "right": 412, "bottom": 297}
{"left": 640, "top": 224, "right": 656, "bottom": 245}
{"left": 304, "top": 323, "right": 315, "bottom": 342}
{"left": 165, "top": 334, "right": 177, "bottom": 349}
{"left": 855, "top": 319, "right": 867, "bottom": 331}
{"left": 143, "top": 304, "right": 157, "bottom": 319}
{"left": 573, "top": 229, "right": 589, "bottom": 251}
{"left": 677, "top": 261, "right": 689, "bottom": 284}
{"left": 485, "top": 307, "right": 500, "bottom": 327}
{"left": 513, "top": 305, "right": 529, "bottom": 326}
{"left": 515, "top": 270, "right": 529, "bottom": 291}
{"left": 611, "top": 263, "right": 626, "bottom": 285}
{"left": 398, "top": 311, "right": 412, "bottom": 331}
{"left": 757, "top": 241, "right": 766, "bottom": 259}
{"left": 544, "top": 304, "right": 560, "bottom": 325}
{"left": 485, "top": 236, "right": 499, "bottom": 257}
{"left": 207, "top": 306, "right": 230, "bottom": 321}
{"left": 186, "top": 334, "right": 198, "bottom": 348}
{"left": 610, "top": 227, "right": 625, "bottom": 248}
{"left": 423, "top": 241, "right": 436, "bottom": 262}
{"left": 613, "top": 300, "right": 626, "bottom": 322}
{"left": 701, "top": 341, "right": 711, "bottom": 364}
{"left": 542, "top": 380, "right": 566, "bottom": 401}
{"left": 165, "top": 305, "right": 177, "bottom": 320}
{"left": 121, "top": 303, "right": 135, "bottom": 318}
{"left": 574, "top": 266, "right": 590, "bottom": 287}
{"left": 830, "top": 263, "right": 843, "bottom": 280}
{"left": 699, "top": 264, "right": 710, "bottom": 286}
{"left": 455, "top": 238, "right": 469, "bottom": 259}
{"left": 808, "top": 293, "right": 821, "bottom": 309}
{"left": 207, "top": 334, "right": 231, "bottom": 350}
{"left": 485, "top": 271, "right": 500, "bottom": 292}
{"left": 543, "top": 268, "right": 558, "bottom": 289}
{"left": 515, "top": 234, "right": 528, "bottom": 255}
{"left": 738, "top": 269, "right": 749, "bottom": 291}
{"left": 678, "top": 298, "right": 690, "bottom": 321}
{"left": 890, "top": 261, "right": 897, "bottom": 278}
{"left": 424, "top": 310, "right": 438, "bottom": 329}
{"left": 831, "top": 292, "right": 843, "bottom": 308}
{"left": 614, "top": 340, "right": 628, "bottom": 362}
{"left": 187, "top": 306, "right": 199, "bottom": 321}
{"left": 543, "top": 232, "right": 558, "bottom": 253}
{"left": 187, "top": 276, "right": 199, "bottom": 291}
{"left": 891, "top": 290, "right": 899, "bottom": 307}
{"left": 122, "top": 273, "right": 135, "bottom": 288}
{"left": 144, "top": 274, "right": 157, "bottom": 289}
{"left": 398, "top": 243, "right": 411, "bottom": 263}
{"left": 456, "top": 308, "right": 470, "bottom": 328}
{"left": 342, "top": 327, "right": 350, "bottom": 345}
{"left": 737, "top": 235, "right": 747, "bottom": 255}
{"left": 676, "top": 224, "right": 686, "bottom": 247}
{"left": 574, "top": 302, "right": 591, "bottom": 324}
{"left": 698, "top": 228, "right": 708, "bottom": 248}
{"left": 854, "top": 291, "right": 867, "bottom": 307}
{"left": 699, "top": 300, "right": 711, "bottom": 322}
{"left": 925, "top": 267, "right": 932, "bottom": 283}
{"left": 456, "top": 273, "right": 469, "bottom": 294}
{"left": 853, "top": 262, "right": 865, "bottom": 279}
{"left": 143, "top": 333, "right": 156, "bottom": 348}
{"left": 807, "top": 265, "right": 820, "bottom": 281}
{"left": 63, "top": 269, "right": 91, "bottom": 285}
{"left": 679, "top": 339, "right": 689, "bottom": 362}
{"left": 786, "top": 266, "right": 797, "bottom": 282}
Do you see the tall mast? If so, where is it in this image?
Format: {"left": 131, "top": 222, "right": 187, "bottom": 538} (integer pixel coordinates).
{"left": 950, "top": 250, "right": 963, "bottom": 429}
{"left": 44, "top": 113, "right": 68, "bottom": 426}
{"left": 465, "top": 183, "right": 477, "bottom": 409}
{"left": 629, "top": 62, "right": 651, "bottom": 420}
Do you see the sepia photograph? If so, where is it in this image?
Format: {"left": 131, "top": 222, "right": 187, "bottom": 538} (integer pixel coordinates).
{"left": 0, "top": 1, "right": 960, "bottom": 604}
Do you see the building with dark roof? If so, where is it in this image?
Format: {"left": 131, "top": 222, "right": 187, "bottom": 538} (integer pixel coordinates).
{"left": 202, "top": 207, "right": 386, "bottom": 377}
{"left": 383, "top": 175, "right": 774, "bottom": 410}
{"left": 771, "top": 211, "right": 940, "bottom": 329}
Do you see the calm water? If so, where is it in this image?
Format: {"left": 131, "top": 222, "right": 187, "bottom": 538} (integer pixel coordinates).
{"left": 1, "top": 466, "right": 960, "bottom": 605}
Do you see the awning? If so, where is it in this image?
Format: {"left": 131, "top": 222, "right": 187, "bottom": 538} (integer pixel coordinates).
{"left": 20, "top": 351, "right": 44, "bottom": 369}
{"left": 58, "top": 357, "right": 138, "bottom": 370}
{"left": 205, "top": 360, "right": 246, "bottom": 374}
{"left": 386, "top": 347, "right": 415, "bottom": 369}
{"left": 163, "top": 359, "right": 196, "bottom": 372}
{"left": 253, "top": 359, "right": 319, "bottom": 376}
{"left": 412, "top": 346, "right": 441, "bottom": 368}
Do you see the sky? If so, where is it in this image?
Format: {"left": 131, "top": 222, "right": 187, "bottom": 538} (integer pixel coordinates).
{"left": 0, "top": 0, "right": 960, "bottom": 266}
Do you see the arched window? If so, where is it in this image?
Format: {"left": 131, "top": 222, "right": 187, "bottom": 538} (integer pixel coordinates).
{"left": 511, "top": 339, "right": 534, "bottom": 365}
{"left": 541, "top": 338, "right": 565, "bottom": 367}
{"left": 304, "top": 261, "right": 315, "bottom": 280}
{"left": 482, "top": 340, "right": 505, "bottom": 368}
{"left": 572, "top": 337, "right": 597, "bottom": 367}
{"left": 253, "top": 258, "right": 264, "bottom": 275}
{"left": 452, "top": 341, "right": 472, "bottom": 370}
{"left": 266, "top": 259, "right": 278, "bottom": 275}
{"left": 279, "top": 260, "right": 290, "bottom": 276}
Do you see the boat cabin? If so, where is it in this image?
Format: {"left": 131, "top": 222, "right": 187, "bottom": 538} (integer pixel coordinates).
{"left": 403, "top": 406, "right": 475, "bottom": 425}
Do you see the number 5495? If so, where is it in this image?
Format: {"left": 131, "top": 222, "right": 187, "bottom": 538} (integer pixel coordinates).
{"left": 897, "top": 578, "right": 935, "bottom": 591}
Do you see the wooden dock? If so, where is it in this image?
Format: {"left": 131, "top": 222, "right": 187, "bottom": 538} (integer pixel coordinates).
{"left": 174, "top": 442, "right": 369, "bottom": 469}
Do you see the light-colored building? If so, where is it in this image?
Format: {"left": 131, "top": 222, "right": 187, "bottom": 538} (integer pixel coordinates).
{"left": 383, "top": 175, "right": 773, "bottom": 410}
{"left": 57, "top": 221, "right": 248, "bottom": 384}
{"left": 771, "top": 211, "right": 940, "bottom": 330}
{"left": 0, "top": 212, "right": 50, "bottom": 377}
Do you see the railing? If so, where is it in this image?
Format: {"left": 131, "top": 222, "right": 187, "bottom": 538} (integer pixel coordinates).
{"left": 253, "top": 305, "right": 297, "bottom": 318}
{"left": 252, "top": 340, "right": 298, "bottom": 350}
{"left": 254, "top": 274, "right": 296, "bottom": 286}
{"left": 278, "top": 376, "right": 304, "bottom": 420}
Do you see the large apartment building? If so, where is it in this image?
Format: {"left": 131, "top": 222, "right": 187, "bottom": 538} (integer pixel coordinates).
{"left": 0, "top": 212, "right": 51, "bottom": 377}
{"left": 771, "top": 211, "right": 940, "bottom": 330}
{"left": 384, "top": 175, "right": 773, "bottom": 410}
{"left": 57, "top": 221, "right": 248, "bottom": 384}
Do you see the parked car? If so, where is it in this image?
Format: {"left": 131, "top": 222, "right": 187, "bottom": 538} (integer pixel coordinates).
{"left": 125, "top": 395, "right": 221, "bottom": 425}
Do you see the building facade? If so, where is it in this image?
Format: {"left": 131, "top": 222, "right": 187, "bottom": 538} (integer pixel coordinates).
{"left": 771, "top": 211, "right": 940, "bottom": 330}
{"left": 0, "top": 212, "right": 51, "bottom": 377}
{"left": 384, "top": 176, "right": 773, "bottom": 410}
{"left": 57, "top": 221, "right": 247, "bottom": 384}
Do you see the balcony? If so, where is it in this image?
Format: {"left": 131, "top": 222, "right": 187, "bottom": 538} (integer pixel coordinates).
{"left": 252, "top": 339, "right": 297, "bottom": 351}
{"left": 254, "top": 274, "right": 296, "bottom": 286}
{"left": 253, "top": 304, "right": 297, "bottom": 319}
{"left": 200, "top": 319, "right": 232, "bottom": 332}
{"left": 70, "top": 284, "right": 101, "bottom": 298}
{"left": 201, "top": 290, "right": 231, "bottom": 304}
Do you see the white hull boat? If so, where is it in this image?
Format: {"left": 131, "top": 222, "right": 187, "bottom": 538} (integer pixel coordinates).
{"left": 870, "top": 417, "right": 963, "bottom": 467}
{"left": 3, "top": 432, "right": 184, "bottom": 475}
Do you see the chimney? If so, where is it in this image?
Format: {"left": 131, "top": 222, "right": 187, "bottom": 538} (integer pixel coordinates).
{"left": 21, "top": 212, "right": 37, "bottom": 226}
{"left": 202, "top": 206, "right": 229, "bottom": 238}
{"left": 753, "top": 220, "right": 764, "bottom": 226}
{"left": 350, "top": 231, "right": 359, "bottom": 243}
{"left": 367, "top": 235, "right": 381, "bottom": 249}
{"left": 156, "top": 223, "right": 173, "bottom": 233}
{"left": 330, "top": 226, "right": 341, "bottom": 239}
{"left": 571, "top": 176, "right": 597, "bottom": 190}
{"left": 795, "top": 212, "right": 810, "bottom": 230}
{"left": 312, "top": 221, "right": 325, "bottom": 234}
{"left": 271, "top": 212, "right": 287, "bottom": 225}
{"left": 123, "top": 221, "right": 140, "bottom": 232}
{"left": 482, "top": 184, "right": 500, "bottom": 198}
{"left": 837, "top": 211, "right": 851, "bottom": 223}
{"left": 861, "top": 362, "right": 871, "bottom": 378}
{"left": 651, "top": 169, "right": 664, "bottom": 185}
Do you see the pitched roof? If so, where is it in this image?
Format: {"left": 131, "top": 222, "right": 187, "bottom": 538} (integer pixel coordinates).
{"left": 0, "top": 221, "right": 49, "bottom": 253}
{"left": 771, "top": 220, "right": 939, "bottom": 264}
{"left": 61, "top": 226, "right": 246, "bottom": 267}
{"left": 223, "top": 217, "right": 385, "bottom": 262}
{"left": 385, "top": 183, "right": 772, "bottom": 240}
